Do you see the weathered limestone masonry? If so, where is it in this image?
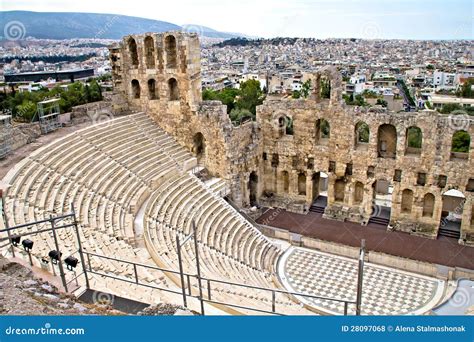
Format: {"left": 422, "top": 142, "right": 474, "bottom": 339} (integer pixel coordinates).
{"left": 109, "top": 31, "right": 261, "bottom": 204}
{"left": 109, "top": 32, "right": 474, "bottom": 246}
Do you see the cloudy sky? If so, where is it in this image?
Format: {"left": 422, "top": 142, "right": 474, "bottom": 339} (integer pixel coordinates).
{"left": 1, "top": 0, "right": 472, "bottom": 39}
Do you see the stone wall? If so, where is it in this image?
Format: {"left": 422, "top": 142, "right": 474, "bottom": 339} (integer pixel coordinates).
{"left": 110, "top": 32, "right": 474, "bottom": 245}
{"left": 10, "top": 122, "right": 41, "bottom": 150}
{"left": 257, "top": 95, "right": 474, "bottom": 244}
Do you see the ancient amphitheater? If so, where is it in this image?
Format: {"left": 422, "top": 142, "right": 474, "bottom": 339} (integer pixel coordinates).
{"left": 1, "top": 31, "right": 472, "bottom": 315}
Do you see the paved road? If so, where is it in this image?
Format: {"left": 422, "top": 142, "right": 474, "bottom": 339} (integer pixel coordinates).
{"left": 396, "top": 80, "right": 415, "bottom": 111}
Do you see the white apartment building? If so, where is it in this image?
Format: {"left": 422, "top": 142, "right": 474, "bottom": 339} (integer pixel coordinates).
{"left": 432, "top": 71, "right": 455, "bottom": 89}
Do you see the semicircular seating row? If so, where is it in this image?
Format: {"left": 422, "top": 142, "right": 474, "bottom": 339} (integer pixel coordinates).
{"left": 1, "top": 113, "right": 198, "bottom": 305}
{"left": 1, "top": 113, "right": 310, "bottom": 314}
{"left": 143, "top": 171, "right": 312, "bottom": 314}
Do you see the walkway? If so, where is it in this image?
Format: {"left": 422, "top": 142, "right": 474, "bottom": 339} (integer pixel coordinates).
{"left": 279, "top": 247, "right": 445, "bottom": 315}
{"left": 257, "top": 209, "right": 474, "bottom": 270}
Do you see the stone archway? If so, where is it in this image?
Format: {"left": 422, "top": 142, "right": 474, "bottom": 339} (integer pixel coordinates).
{"left": 192, "top": 132, "right": 205, "bottom": 162}
{"left": 439, "top": 189, "right": 465, "bottom": 240}
{"left": 248, "top": 171, "right": 259, "bottom": 206}
{"left": 377, "top": 124, "right": 397, "bottom": 158}
{"left": 370, "top": 179, "right": 393, "bottom": 226}
{"left": 310, "top": 172, "right": 328, "bottom": 212}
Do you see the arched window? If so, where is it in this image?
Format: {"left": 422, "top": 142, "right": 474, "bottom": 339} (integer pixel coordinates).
{"left": 422, "top": 193, "right": 435, "bottom": 217}
{"left": 277, "top": 115, "right": 293, "bottom": 136}
{"left": 144, "top": 36, "right": 155, "bottom": 68}
{"left": 354, "top": 181, "right": 364, "bottom": 204}
{"left": 193, "top": 132, "right": 205, "bottom": 159}
{"left": 355, "top": 121, "right": 370, "bottom": 148}
{"left": 406, "top": 126, "right": 422, "bottom": 154}
{"left": 334, "top": 179, "right": 345, "bottom": 202}
{"left": 451, "top": 130, "right": 470, "bottom": 160}
{"left": 401, "top": 189, "right": 413, "bottom": 213}
{"left": 377, "top": 124, "right": 397, "bottom": 158}
{"left": 131, "top": 79, "right": 140, "bottom": 99}
{"left": 298, "top": 172, "right": 306, "bottom": 195}
{"left": 320, "top": 77, "right": 331, "bottom": 99}
{"left": 128, "top": 37, "right": 138, "bottom": 67}
{"left": 168, "top": 78, "right": 179, "bottom": 101}
{"left": 165, "top": 35, "right": 177, "bottom": 68}
{"left": 148, "top": 79, "right": 158, "bottom": 100}
{"left": 249, "top": 171, "right": 258, "bottom": 205}
{"left": 315, "top": 118, "right": 330, "bottom": 144}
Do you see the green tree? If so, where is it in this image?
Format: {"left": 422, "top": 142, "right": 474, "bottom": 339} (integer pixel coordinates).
{"left": 343, "top": 94, "right": 367, "bottom": 106}
{"left": 16, "top": 100, "right": 36, "bottom": 121}
{"left": 301, "top": 79, "right": 312, "bottom": 98}
{"left": 292, "top": 90, "right": 301, "bottom": 99}
{"left": 407, "top": 127, "right": 422, "bottom": 148}
{"left": 320, "top": 78, "right": 331, "bottom": 99}
{"left": 440, "top": 103, "right": 462, "bottom": 114}
{"left": 229, "top": 108, "right": 253, "bottom": 123}
{"left": 235, "top": 79, "right": 264, "bottom": 115}
{"left": 203, "top": 87, "right": 240, "bottom": 113}
{"left": 456, "top": 79, "right": 474, "bottom": 99}
{"left": 452, "top": 131, "right": 470, "bottom": 153}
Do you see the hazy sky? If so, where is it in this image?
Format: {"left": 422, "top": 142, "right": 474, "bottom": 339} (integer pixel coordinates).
{"left": 1, "top": 0, "right": 473, "bottom": 39}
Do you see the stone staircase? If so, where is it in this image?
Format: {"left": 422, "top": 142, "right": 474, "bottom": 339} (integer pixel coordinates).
{"left": 368, "top": 216, "right": 390, "bottom": 227}
{"left": 438, "top": 227, "right": 461, "bottom": 239}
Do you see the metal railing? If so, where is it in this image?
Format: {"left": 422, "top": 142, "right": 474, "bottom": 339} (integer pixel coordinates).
{"left": 1, "top": 206, "right": 358, "bottom": 316}
{"left": 0, "top": 204, "right": 89, "bottom": 293}
{"left": 81, "top": 250, "right": 357, "bottom": 315}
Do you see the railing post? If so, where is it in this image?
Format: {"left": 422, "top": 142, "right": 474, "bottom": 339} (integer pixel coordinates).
{"left": 176, "top": 233, "right": 187, "bottom": 308}
{"left": 272, "top": 290, "right": 276, "bottom": 313}
{"left": 133, "top": 263, "right": 138, "bottom": 284}
{"left": 86, "top": 252, "right": 92, "bottom": 272}
{"left": 187, "top": 274, "right": 192, "bottom": 295}
{"left": 71, "top": 203, "right": 89, "bottom": 289}
{"left": 207, "top": 279, "right": 211, "bottom": 300}
{"left": 193, "top": 220, "right": 205, "bottom": 315}
{"left": 344, "top": 302, "right": 348, "bottom": 316}
{"left": 1, "top": 195, "right": 15, "bottom": 258}
{"left": 50, "top": 215, "right": 68, "bottom": 293}
{"left": 356, "top": 239, "right": 366, "bottom": 316}
{"left": 26, "top": 249, "right": 33, "bottom": 266}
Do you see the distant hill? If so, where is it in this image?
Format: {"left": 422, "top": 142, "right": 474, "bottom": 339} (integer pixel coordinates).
{"left": 0, "top": 11, "right": 242, "bottom": 40}
{"left": 182, "top": 24, "right": 247, "bottom": 39}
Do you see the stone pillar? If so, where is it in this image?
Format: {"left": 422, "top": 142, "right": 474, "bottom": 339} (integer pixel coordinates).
{"left": 460, "top": 195, "right": 474, "bottom": 245}
{"left": 305, "top": 173, "right": 313, "bottom": 205}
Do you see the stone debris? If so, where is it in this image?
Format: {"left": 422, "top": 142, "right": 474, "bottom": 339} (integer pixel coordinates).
{"left": 138, "top": 303, "right": 195, "bottom": 316}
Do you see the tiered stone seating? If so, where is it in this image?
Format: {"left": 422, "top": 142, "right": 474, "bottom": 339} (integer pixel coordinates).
{"left": 143, "top": 172, "right": 310, "bottom": 314}
{"left": 1, "top": 113, "right": 195, "bottom": 307}
{"left": 1, "top": 112, "right": 312, "bottom": 314}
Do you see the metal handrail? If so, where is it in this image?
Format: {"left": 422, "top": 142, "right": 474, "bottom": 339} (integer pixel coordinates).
{"left": 82, "top": 250, "right": 356, "bottom": 315}
{"left": 1, "top": 209, "right": 357, "bottom": 315}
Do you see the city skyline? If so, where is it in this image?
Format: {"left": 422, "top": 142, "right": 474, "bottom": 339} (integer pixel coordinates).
{"left": 1, "top": 0, "right": 472, "bottom": 40}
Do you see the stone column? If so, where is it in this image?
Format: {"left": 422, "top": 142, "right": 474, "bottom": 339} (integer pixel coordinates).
{"left": 460, "top": 195, "right": 473, "bottom": 244}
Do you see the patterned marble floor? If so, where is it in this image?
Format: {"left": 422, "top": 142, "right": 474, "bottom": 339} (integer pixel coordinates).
{"left": 278, "top": 248, "right": 445, "bottom": 315}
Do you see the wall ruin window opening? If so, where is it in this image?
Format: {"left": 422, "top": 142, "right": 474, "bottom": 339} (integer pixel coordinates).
{"left": 144, "top": 36, "right": 155, "bottom": 68}
{"left": 128, "top": 37, "right": 139, "bottom": 67}
{"left": 165, "top": 35, "right": 177, "bottom": 68}
{"left": 405, "top": 126, "right": 422, "bottom": 155}
{"left": 131, "top": 79, "right": 140, "bottom": 99}
{"left": 168, "top": 78, "right": 179, "bottom": 101}
{"left": 148, "top": 79, "right": 158, "bottom": 100}
{"left": 450, "top": 130, "right": 470, "bottom": 160}
{"left": 377, "top": 124, "right": 397, "bottom": 158}
{"left": 355, "top": 121, "right": 370, "bottom": 149}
